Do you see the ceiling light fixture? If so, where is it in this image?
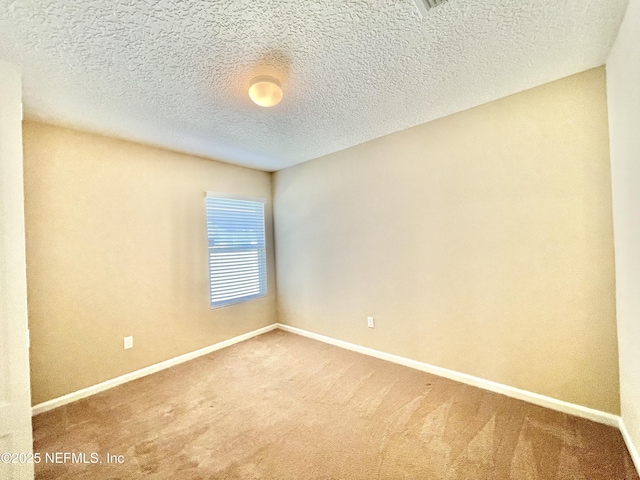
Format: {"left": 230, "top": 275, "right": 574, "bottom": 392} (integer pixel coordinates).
{"left": 248, "top": 76, "right": 283, "bottom": 107}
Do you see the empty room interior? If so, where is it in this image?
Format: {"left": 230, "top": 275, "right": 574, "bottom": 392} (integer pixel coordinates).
{"left": 1, "top": 0, "right": 640, "bottom": 478}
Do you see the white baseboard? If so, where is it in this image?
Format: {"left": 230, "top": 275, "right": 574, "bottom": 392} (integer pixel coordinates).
{"left": 276, "top": 323, "right": 620, "bottom": 428}
{"left": 619, "top": 417, "right": 640, "bottom": 474}
{"left": 31, "top": 324, "right": 278, "bottom": 416}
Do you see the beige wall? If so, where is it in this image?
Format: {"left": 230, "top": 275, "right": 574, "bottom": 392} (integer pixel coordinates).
{"left": 607, "top": 0, "right": 640, "bottom": 464}
{"left": 273, "top": 67, "right": 620, "bottom": 414}
{"left": 23, "top": 121, "right": 276, "bottom": 405}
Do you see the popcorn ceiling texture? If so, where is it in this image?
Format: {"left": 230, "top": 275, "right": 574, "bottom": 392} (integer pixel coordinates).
{"left": 0, "top": 0, "right": 630, "bottom": 170}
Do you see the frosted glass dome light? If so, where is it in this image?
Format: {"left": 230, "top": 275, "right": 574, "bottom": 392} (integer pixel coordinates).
{"left": 248, "top": 76, "right": 283, "bottom": 107}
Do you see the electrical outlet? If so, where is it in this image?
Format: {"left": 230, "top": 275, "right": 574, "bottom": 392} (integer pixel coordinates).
{"left": 124, "top": 336, "right": 133, "bottom": 349}
{"left": 367, "top": 316, "right": 375, "bottom": 329}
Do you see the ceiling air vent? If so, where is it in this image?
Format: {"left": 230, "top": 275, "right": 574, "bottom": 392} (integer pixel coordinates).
{"left": 413, "top": 0, "right": 449, "bottom": 17}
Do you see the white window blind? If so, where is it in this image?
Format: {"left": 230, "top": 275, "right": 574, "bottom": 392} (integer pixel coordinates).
{"left": 206, "top": 195, "right": 267, "bottom": 308}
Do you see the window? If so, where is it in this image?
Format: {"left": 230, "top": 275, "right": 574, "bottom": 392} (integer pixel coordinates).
{"left": 206, "top": 194, "right": 267, "bottom": 308}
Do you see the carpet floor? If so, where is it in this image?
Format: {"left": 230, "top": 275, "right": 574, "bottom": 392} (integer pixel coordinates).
{"left": 33, "top": 329, "right": 638, "bottom": 479}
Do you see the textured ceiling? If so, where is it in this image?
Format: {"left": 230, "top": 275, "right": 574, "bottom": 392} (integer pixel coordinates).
{"left": 0, "top": 0, "right": 630, "bottom": 171}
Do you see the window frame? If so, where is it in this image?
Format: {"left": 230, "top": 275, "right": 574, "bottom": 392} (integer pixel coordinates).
{"left": 205, "top": 192, "right": 267, "bottom": 309}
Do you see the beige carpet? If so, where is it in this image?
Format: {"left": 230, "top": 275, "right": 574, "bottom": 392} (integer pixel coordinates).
{"left": 33, "top": 329, "right": 638, "bottom": 479}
